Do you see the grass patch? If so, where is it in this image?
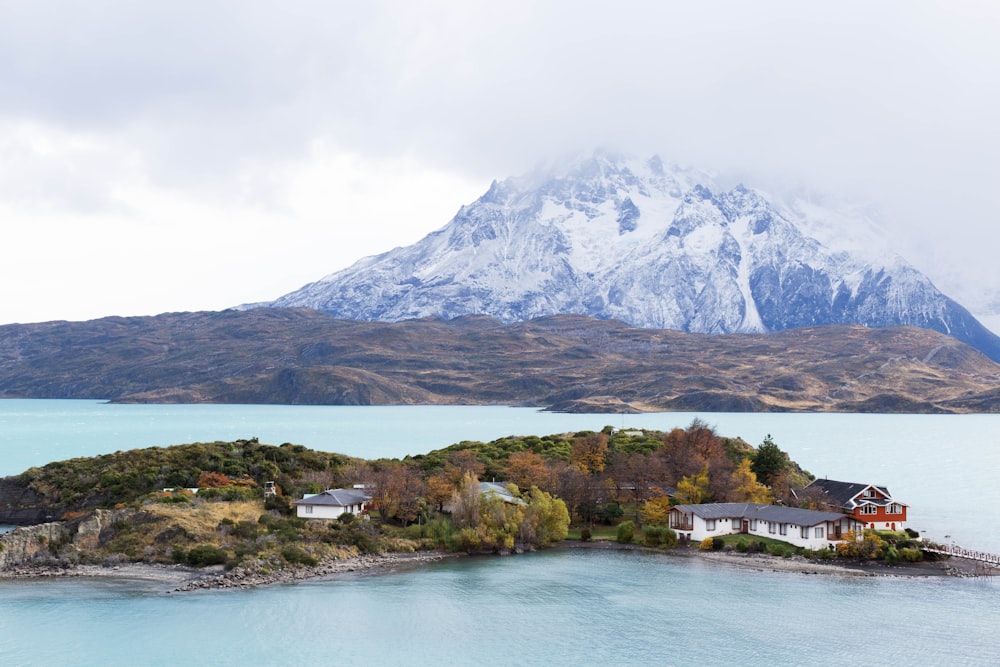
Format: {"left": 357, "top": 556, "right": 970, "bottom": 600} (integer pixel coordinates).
{"left": 146, "top": 500, "right": 263, "bottom": 542}
{"left": 566, "top": 525, "right": 619, "bottom": 541}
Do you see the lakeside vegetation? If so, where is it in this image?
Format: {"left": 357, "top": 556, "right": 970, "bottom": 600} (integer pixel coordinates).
{"left": 2, "top": 420, "right": 922, "bottom": 577}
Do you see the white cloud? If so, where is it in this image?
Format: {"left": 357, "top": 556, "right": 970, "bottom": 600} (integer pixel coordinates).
{"left": 0, "top": 1, "right": 998, "bottom": 325}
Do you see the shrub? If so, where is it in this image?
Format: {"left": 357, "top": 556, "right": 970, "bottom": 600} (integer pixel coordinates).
{"left": 280, "top": 545, "right": 318, "bottom": 567}
{"left": 616, "top": 521, "right": 635, "bottom": 544}
{"left": 232, "top": 520, "right": 260, "bottom": 540}
{"left": 712, "top": 537, "right": 724, "bottom": 551}
{"left": 580, "top": 528, "right": 592, "bottom": 542}
{"left": 171, "top": 546, "right": 187, "bottom": 564}
{"left": 265, "top": 494, "right": 293, "bottom": 516}
{"left": 699, "top": 537, "right": 715, "bottom": 551}
{"left": 186, "top": 544, "right": 228, "bottom": 567}
{"left": 900, "top": 547, "right": 923, "bottom": 562}
{"left": 337, "top": 512, "right": 356, "bottom": 525}
{"left": 642, "top": 525, "right": 678, "bottom": 548}
{"left": 735, "top": 538, "right": 748, "bottom": 553}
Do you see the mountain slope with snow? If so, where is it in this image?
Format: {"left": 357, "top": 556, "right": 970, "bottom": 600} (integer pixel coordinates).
{"left": 253, "top": 151, "right": 1000, "bottom": 362}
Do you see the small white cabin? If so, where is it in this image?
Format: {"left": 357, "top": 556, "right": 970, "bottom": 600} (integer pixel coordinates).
{"left": 292, "top": 488, "right": 371, "bottom": 520}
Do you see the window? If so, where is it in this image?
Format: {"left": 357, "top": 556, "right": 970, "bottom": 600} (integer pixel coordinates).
{"left": 860, "top": 504, "right": 878, "bottom": 515}
{"left": 888, "top": 503, "right": 902, "bottom": 514}
{"left": 800, "top": 526, "right": 810, "bottom": 539}
{"left": 865, "top": 487, "right": 878, "bottom": 498}
{"left": 815, "top": 527, "right": 825, "bottom": 538}
{"left": 749, "top": 519, "right": 757, "bottom": 531}
{"left": 705, "top": 519, "right": 716, "bottom": 531}
{"left": 768, "top": 522, "right": 776, "bottom": 534}
{"left": 779, "top": 523, "right": 788, "bottom": 536}
{"left": 304, "top": 505, "right": 313, "bottom": 514}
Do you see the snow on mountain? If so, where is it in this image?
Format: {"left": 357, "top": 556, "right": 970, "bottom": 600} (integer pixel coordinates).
{"left": 248, "top": 150, "right": 1000, "bottom": 362}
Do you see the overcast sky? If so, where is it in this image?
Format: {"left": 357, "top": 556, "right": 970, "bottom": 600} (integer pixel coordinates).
{"left": 2, "top": 1, "right": 998, "bottom": 329}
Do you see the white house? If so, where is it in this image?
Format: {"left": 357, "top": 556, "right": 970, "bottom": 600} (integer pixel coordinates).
{"left": 293, "top": 488, "right": 371, "bottom": 520}
{"left": 668, "top": 503, "right": 866, "bottom": 550}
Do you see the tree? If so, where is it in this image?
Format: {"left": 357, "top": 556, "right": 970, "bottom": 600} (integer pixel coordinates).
{"left": 449, "top": 471, "right": 482, "bottom": 529}
{"left": 674, "top": 466, "right": 710, "bottom": 505}
{"left": 371, "top": 463, "right": 426, "bottom": 526}
{"left": 426, "top": 472, "right": 457, "bottom": 512}
{"left": 570, "top": 432, "right": 608, "bottom": 474}
{"left": 640, "top": 495, "right": 673, "bottom": 526}
{"left": 728, "top": 459, "right": 773, "bottom": 504}
{"left": 751, "top": 434, "right": 788, "bottom": 486}
{"left": 504, "top": 450, "right": 553, "bottom": 491}
{"left": 519, "top": 486, "right": 570, "bottom": 547}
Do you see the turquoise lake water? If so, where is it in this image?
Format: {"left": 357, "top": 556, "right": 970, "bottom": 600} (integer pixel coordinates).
{"left": 2, "top": 401, "right": 1000, "bottom": 665}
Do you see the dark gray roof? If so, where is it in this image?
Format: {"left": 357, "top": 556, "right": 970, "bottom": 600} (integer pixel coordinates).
{"left": 671, "top": 502, "right": 855, "bottom": 526}
{"left": 804, "top": 479, "right": 893, "bottom": 509}
{"left": 293, "top": 488, "right": 370, "bottom": 507}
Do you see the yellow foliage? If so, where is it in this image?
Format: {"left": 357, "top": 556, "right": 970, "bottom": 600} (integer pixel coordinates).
{"left": 675, "top": 466, "right": 710, "bottom": 504}
{"left": 640, "top": 496, "right": 673, "bottom": 526}
{"left": 729, "top": 459, "right": 773, "bottom": 504}
{"left": 699, "top": 537, "right": 716, "bottom": 551}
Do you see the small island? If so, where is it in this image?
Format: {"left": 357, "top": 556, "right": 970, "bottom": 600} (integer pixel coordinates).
{"left": 0, "top": 421, "right": 977, "bottom": 588}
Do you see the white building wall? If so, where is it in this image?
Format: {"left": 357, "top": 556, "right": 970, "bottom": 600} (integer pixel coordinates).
{"left": 674, "top": 513, "right": 844, "bottom": 550}
{"left": 296, "top": 504, "right": 348, "bottom": 520}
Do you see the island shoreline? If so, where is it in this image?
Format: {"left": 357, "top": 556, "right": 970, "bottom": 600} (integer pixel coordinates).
{"left": 2, "top": 539, "right": 988, "bottom": 592}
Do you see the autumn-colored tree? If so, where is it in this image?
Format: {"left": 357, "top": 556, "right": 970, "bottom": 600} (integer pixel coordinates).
{"left": 371, "top": 463, "right": 426, "bottom": 526}
{"left": 504, "top": 450, "right": 553, "bottom": 491}
{"left": 570, "top": 432, "right": 608, "bottom": 474}
{"left": 449, "top": 471, "right": 482, "bottom": 529}
{"left": 640, "top": 495, "right": 673, "bottom": 526}
{"left": 446, "top": 449, "right": 486, "bottom": 483}
{"left": 549, "top": 461, "right": 599, "bottom": 525}
{"left": 605, "top": 451, "right": 666, "bottom": 522}
{"left": 197, "top": 471, "right": 231, "bottom": 488}
{"left": 728, "top": 459, "right": 773, "bottom": 504}
{"left": 674, "top": 466, "right": 710, "bottom": 505}
{"left": 518, "top": 487, "right": 570, "bottom": 547}
{"left": 835, "top": 530, "right": 885, "bottom": 560}
{"left": 426, "top": 471, "right": 457, "bottom": 512}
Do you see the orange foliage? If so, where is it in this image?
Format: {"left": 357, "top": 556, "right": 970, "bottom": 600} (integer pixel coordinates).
{"left": 197, "top": 471, "right": 231, "bottom": 488}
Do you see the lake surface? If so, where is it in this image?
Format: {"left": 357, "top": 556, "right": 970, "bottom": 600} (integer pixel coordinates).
{"left": 2, "top": 400, "right": 1000, "bottom": 665}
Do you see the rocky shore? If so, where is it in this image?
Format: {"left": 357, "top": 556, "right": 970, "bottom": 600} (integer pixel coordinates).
{"left": 563, "top": 538, "right": 990, "bottom": 578}
{"left": 3, "top": 538, "right": 990, "bottom": 592}
{"left": 0, "top": 549, "right": 454, "bottom": 591}
{"left": 170, "top": 550, "right": 452, "bottom": 592}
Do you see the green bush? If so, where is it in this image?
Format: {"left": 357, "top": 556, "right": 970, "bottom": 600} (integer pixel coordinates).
{"left": 186, "top": 544, "right": 228, "bottom": 567}
{"left": 281, "top": 545, "right": 318, "bottom": 567}
{"left": 580, "top": 528, "right": 592, "bottom": 542}
{"left": 616, "top": 521, "right": 635, "bottom": 544}
{"left": 735, "top": 538, "right": 748, "bottom": 553}
{"left": 642, "top": 525, "right": 678, "bottom": 548}
{"left": 265, "top": 494, "right": 293, "bottom": 516}
{"left": 712, "top": 537, "right": 724, "bottom": 551}
{"left": 900, "top": 547, "right": 923, "bottom": 562}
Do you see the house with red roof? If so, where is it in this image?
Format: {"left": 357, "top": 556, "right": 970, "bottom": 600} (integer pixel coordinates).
{"left": 800, "top": 478, "right": 908, "bottom": 531}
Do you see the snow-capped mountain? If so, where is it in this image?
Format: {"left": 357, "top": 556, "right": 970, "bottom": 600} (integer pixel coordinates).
{"left": 249, "top": 151, "right": 1000, "bottom": 362}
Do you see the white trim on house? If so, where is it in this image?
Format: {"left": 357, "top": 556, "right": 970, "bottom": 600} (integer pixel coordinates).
{"left": 292, "top": 488, "right": 371, "bottom": 520}
{"left": 668, "top": 503, "right": 866, "bottom": 550}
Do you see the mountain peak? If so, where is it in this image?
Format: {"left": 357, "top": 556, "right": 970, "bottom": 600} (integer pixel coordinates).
{"left": 248, "top": 152, "right": 1000, "bottom": 362}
